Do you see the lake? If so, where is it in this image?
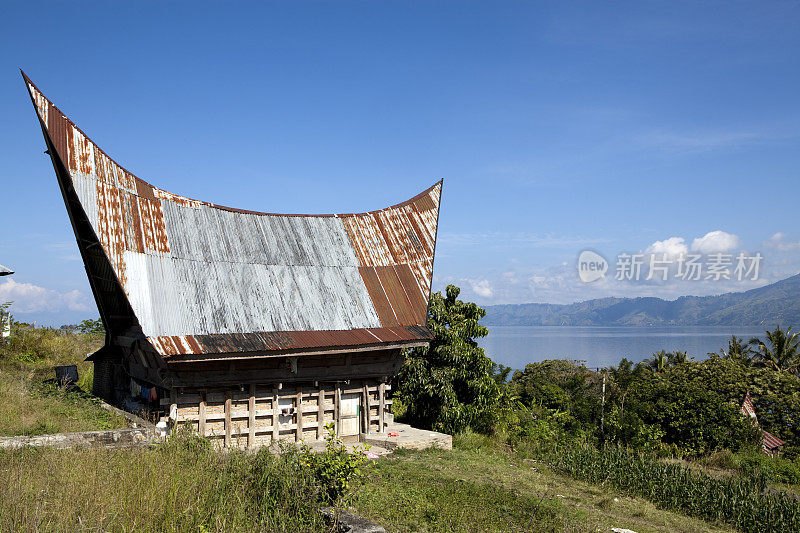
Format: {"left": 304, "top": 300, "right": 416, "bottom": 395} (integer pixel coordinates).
{"left": 477, "top": 325, "right": 769, "bottom": 370}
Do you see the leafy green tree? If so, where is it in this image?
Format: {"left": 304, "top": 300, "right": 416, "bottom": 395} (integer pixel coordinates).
{"left": 492, "top": 363, "right": 513, "bottom": 384}
{"left": 750, "top": 326, "right": 800, "bottom": 373}
{"left": 395, "top": 285, "right": 499, "bottom": 434}
{"left": 609, "top": 358, "right": 642, "bottom": 392}
{"left": 658, "top": 356, "right": 800, "bottom": 457}
{"left": 511, "top": 359, "right": 602, "bottom": 434}
{"left": 76, "top": 318, "right": 105, "bottom": 335}
{"left": 621, "top": 371, "right": 760, "bottom": 456}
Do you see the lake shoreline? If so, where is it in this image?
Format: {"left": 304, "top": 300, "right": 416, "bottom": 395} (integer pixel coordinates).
{"left": 478, "top": 325, "right": 768, "bottom": 369}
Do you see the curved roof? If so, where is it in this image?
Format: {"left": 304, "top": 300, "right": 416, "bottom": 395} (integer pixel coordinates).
{"left": 23, "top": 73, "right": 441, "bottom": 360}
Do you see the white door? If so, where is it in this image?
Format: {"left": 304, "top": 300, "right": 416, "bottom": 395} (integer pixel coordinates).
{"left": 340, "top": 393, "right": 360, "bottom": 436}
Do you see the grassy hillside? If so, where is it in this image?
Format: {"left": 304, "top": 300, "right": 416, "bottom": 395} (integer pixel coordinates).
{"left": 0, "top": 319, "right": 796, "bottom": 530}
{"left": 0, "top": 431, "right": 737, "bottom": 532}
{"left": 0, "top": 326, "right": 128, "bottom": 435}
{"left": 483, "top": 274, "right": 800, "bottom": 326}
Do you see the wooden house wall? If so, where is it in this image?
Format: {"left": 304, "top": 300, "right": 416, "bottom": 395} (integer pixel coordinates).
{"left": 161, "top": 380, "right": 391, "bottom": 448}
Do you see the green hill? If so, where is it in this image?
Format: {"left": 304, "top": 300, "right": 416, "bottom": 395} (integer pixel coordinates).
{"left": 483, "top": 274, "right": 800, "bottom": 326}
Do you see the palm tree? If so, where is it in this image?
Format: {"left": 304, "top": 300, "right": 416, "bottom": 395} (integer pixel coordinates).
{"left": 750, "top": 326, "right": 800, "bottom": 373}
{"left": 667, "top": 350, "right": 690, "bottom": 366}
{"left": 610, "top": 358, "right": 634, "bottom": 381}
{"left": 714, "top": 335, "right": 757, "bottom": 366}
{"left": 646, "top": 350, "right": 669, "bottom": 373}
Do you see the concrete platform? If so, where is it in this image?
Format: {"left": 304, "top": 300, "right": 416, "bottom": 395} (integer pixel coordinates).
{"left": 361, "top": 422, "right": 452, "bottom": 451}
{"left": 263, "top": 422, "right": 451, "bottom": 456}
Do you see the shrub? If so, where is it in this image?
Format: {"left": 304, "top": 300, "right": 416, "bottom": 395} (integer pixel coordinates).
{"left": 299, "top": 423, "right": 374, "bottom": 503}
{"left": 697, "top": 449, "right": 736, "bottom": 470}
{"left": 734, "top": 450, "right": 800, "bottom": 486}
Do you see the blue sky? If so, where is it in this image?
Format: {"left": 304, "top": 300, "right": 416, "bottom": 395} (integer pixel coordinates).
{"left": 1, "top": 1, "right": 799, "bottom": 325}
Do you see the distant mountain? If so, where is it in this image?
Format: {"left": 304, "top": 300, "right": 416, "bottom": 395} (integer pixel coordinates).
{"left": 482, "top": 274, "right": 800, "bottom": 327}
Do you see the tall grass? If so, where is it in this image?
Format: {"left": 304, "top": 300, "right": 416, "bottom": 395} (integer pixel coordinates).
{"left": 0, "top": 325, "right": 101, "bottom": 369}
{"left": 0, "top": 326, "right": 127, "bottom": 435}
{"left": 0, "top": 432, "right": 331, "bottom": 532}
{"left": 553, "top": 444, "right": 800, "bottom": 532}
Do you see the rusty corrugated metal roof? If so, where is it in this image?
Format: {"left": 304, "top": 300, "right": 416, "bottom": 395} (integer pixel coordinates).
{"left": 741, "top": 391, "right": 758, "bottom": 421}
{"left": 741, "top": 392, "right": 786, "bottom": 453}
{"left": 762, "top": 430, "right": 785, "bottom": 451}
{"left": 23, "top": 72, "right": 441, "bottom": 359}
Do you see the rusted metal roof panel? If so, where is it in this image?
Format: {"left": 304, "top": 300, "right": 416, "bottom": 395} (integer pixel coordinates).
{"left": 741, "top": 392, "right": 786, "bottom": 453}
{"left": 150, "top": 325, "right": 432, "bottom": 358}
{"left": 741, "top": 392, "right": 758, "bottom": 422}
{"left": 23, "top": 73, "right": 441, "bottom": 358}
{"left": 762, "top": 430, "right": 785, "bottom": 450}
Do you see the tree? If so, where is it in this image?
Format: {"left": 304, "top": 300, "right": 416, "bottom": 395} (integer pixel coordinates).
{"left": 667, "top": 350, "right": 690, "bottom": 367}
{"left": 511, "top": 359, "right": 602, "bottom": 434}
{"left": 607, "top": 357, "right": 648, "bottom": 433}
{"left": 609, "top": 358, "right": 640, "bottom": 391}
{"left": 713, "top": 335, "right": 757, "bottom": 367}
{"left": 621, "top": 371, "right": 760, "bottom": 456}
{"left": 394, "top": 285, "right": 500, "bottom": 434}
{"left": 645, "top": 350, "right": 669, "bottom": 373}
{"left": 650, "top": 357, "right": 800, "bottom": 458}
{"left": 750, "top": 326, "right": 800, "bottom": 373}
{"left": 76, "top": 318, "right": 105, "bottom": 335}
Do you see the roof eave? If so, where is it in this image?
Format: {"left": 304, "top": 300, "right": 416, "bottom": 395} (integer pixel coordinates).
{"left": 163, "top": 339, "right": 431, "bottom": 365}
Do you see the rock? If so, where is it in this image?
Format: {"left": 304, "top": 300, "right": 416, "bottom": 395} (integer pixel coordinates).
{"left": 320, "top": 508, "right": 386, "bottom": 533}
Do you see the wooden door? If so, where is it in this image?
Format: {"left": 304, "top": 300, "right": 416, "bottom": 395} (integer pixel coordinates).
{"left": 339, "top": 392, "right": 360, "bottom": 437}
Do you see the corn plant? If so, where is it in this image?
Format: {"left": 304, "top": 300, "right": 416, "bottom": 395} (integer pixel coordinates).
{"left": 553, "top": 444, "right": 800, "bottom": 532}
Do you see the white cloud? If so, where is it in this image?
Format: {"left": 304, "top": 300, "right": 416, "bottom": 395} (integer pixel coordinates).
{"left": 646, "top": 237, "right": 689, "bottom": 259}
{"left": 501, "top": 271, "right": 519, "bottom": 284}
{"left": 691, "top": 231, "right": 740, "bottom": 254}
{"left": 764, "top": 232, "right": 800, "bottom": 252}
{"left": 467, "top": 279, "right": 493, "bottom": 298}
{"left": 0, "top": 279, "right": 91, "bottom": 313}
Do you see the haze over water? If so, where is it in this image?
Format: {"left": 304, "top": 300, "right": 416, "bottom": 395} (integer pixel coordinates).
{"left": 478, "top": 326, "right": 768, "bottom": 370}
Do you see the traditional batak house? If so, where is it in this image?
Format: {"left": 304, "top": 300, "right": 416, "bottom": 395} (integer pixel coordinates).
{"left": 22, "top": 72, "right": 441, "bottom": 448}
{"left": 741, "top": 391, "right": 785, "bottom": 456}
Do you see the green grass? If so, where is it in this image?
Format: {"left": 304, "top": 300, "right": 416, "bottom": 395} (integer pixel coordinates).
{"left": 0, "top": 434, "right": 327, "bottom": 532}
{"left": 0, "top": 326, "right": 128, "bottom": 436}
{"left": 0, "top": 327, "right": 788, "bottom": 530}
{"left": 349, "top": 433, "right": 734, "bottom": 532}
{"left": 0, "top": 433, "right": 736, "bottom": 533}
